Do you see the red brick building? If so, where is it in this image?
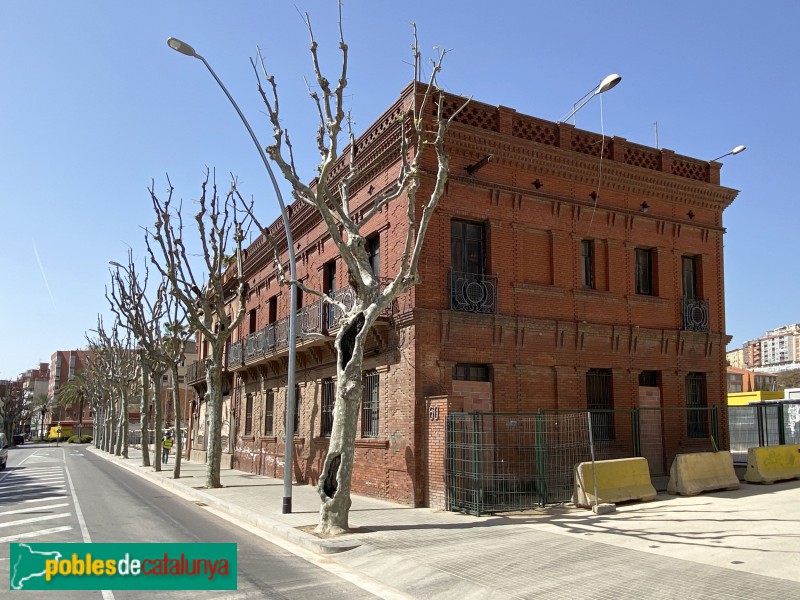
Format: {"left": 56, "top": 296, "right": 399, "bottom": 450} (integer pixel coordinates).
{"left": 186, "top": 84, "right": 738, "bottom": 507}
{"left": 48, "top": 349, "right": 93, "bottom": 436}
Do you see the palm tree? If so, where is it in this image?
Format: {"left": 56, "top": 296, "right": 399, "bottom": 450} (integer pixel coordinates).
{"left": 59, "top": 372, "right": 89, "bottom": 439}
{"left": 29, "top": 393, "right": 53, "bottom": 440}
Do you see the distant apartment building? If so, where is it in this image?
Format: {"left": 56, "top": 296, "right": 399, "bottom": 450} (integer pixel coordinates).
{"left": 740, "top": 323, "right": 800, "bottom": 372}
{"left": 48, "top": 349, "right": 93, "bottom": 435}
{"left": 19, "top": 363, "right": 50, "bottom": 436}
{"left": 726, "top": 348, "right": 745, "bottom": 369}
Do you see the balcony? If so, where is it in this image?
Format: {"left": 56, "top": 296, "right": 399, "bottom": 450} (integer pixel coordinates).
{"left": 449, "top": 269, "right": 498, "bottom": 314}
{"left": 186, "top": 360, "right": 206, "bottom": 385}
{"left": 228, "top": 281, "right": 396, "bottom": 370}
{"left": 682, "top": 298, "right": 709, "bottom": 332}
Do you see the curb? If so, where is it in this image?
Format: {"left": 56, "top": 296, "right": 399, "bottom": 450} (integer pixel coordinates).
{"left": 86, "top": 446, "right": 360, "bottom": 555}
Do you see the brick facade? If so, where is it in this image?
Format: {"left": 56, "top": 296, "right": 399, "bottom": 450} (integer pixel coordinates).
{"left": 187, "top": 83, "right": 738, "bottom": 507}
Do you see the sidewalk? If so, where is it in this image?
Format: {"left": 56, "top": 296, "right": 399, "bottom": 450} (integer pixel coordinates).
{"left": 89, "top": 446, "right": 800, "bottom": 599}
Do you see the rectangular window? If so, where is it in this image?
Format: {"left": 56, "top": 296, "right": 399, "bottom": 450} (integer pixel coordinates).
{"left": 451, "top": 219, "right": 486, "bottom": 275}
{"left": 244, "top": 393, "right": 253, "bottom": 436}
{"left": 638, "top": 370, "right": 659, "bottom": 387}
{"left": 586, "top": 368, "right": 614, "bottom": 441}
{"left": 249, "top": 308, "right": 257, "bottom": 334}
{"left": 581, "top": 239, "right": 595, "bottom": 289}
{"left": 321, "top": 378, "right": 335, "bottom": 437}
{"left": 367, "top": 235, "right": 380, "bottom": 277}
{"left": 635, "top": 248, "right": 654, "bottom": 295}
{"left": 685, "top": 372, "right": 708, "bottom": 438}
{"left": 453, "top": 363, "right": 490, "bottom": 382}
{"left": 264, "top": 390, "right": 274, "bottom": 435}
{"left": 293, "top": 384, "right": 300, "bottom": 436}
{"left": 682, "top": 256, "right": 698, "bottom": 300}
{"left": 324, "top": 260, "right": 337, "bottom": 328}
{"left": 362, "top": 370, "right": 380, "bottom": 438}
{"left": 268, "top": 296, "right": 277, "bottom": 324}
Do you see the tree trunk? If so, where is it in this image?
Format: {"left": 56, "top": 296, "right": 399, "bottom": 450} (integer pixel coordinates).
{"left": 205, "top": 359, "right": 223, "bottom": 488}
{"left": 115, "top": 389, "right": 127, "bottom": 456}
{"left": 171, "top": 364, "right": 182, "bottom": 479}
{"left": 153, "top": 374, "right": 163, "bottom": 472}
{"left": 316, "top": 312, "right": 369, "bottom": 535}
{"left": 140, "top": 366, "right": 151, "bottom": 467}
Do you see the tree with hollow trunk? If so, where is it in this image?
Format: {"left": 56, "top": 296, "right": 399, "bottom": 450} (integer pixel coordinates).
{"left": 145, "top": 172, "right": 248, "bottom": 488}
{"left": 244, "top": 8, "right": 466, "bottom": 534}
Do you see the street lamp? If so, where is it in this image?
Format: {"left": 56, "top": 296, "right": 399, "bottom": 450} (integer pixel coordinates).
{"left": 711, "top": 145, "right": 746, "bottom": 162}
{"left": 167, "top": 37, "right": 299, "bottom": 514}
{"left": 560, "top": 73, "right": 622, "bottom": 124}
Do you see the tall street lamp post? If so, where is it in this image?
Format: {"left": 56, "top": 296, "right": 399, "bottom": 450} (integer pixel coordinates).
{"left": 166, "top": 37, "right": 299, "bottom": 513}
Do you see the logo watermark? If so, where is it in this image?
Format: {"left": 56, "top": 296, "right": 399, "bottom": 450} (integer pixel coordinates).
{"left": 10, "top": 543, "right": 237, "bottom": 591}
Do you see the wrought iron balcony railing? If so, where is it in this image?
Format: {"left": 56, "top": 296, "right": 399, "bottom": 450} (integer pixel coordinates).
{"left": 682, "top": 298, "right": 710, "bottom": 332}
{"left": 449, "top": 269, "right": 498, "bottom": 314}
{"left": 186, "top": 360, "right": 206, "bottom": 385}
{"left": 227, "top": 340, "right": 244, "bottom": 369}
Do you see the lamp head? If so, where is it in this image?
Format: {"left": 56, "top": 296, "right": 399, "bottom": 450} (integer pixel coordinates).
{"left": 730, "top": 144, "right": 746, "bottom": 155}
{"left": 596, "top": 73, "right": 622, "bottom": 95}
{"left": 167, "top": 37, "right": 197, "bottom": 58}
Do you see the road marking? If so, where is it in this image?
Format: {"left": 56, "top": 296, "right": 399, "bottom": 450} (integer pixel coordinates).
{"left": 0, "top": 485, "right": 66, "bottom": 497}
{"left": 0, "top": 526, "right": 72, "bottom": 543}
{"left": 21, "top": 495, "right": 67, "bottom": 504}
{"left": 0, "top": 513, "right": 71, "bottom": 529}
{"left": 63, "top": 451, "right": 116, "bottom": 600}
{"left": 0, "top": 479, "right": 65, "bottom": 488}
{"left": 0, "top": 503, "right": 69, "bottom": 517}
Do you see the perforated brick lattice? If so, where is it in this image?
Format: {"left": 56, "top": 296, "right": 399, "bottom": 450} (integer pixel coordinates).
{"left": 512, "top": 117, "right": 558, "bottom": 146}
{"left": 624, "top": 147, "right": 660, "bottom": 170}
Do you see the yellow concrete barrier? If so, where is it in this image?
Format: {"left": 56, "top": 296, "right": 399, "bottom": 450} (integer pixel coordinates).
{"left": 667, "top": 451, "right": 739, "bottom": 496}
{"left": 745, "top": 445, "right": 800, "bottom": 484}
{"left": 573, "top": 457, "right": 656, "bottom": 508}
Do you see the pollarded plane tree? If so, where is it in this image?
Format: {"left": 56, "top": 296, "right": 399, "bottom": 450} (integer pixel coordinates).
{"left": 85, "top": 316, "right": 135, "bottom": 454}
{"left": 244, "top": 9, "right": 467, "bottom": 534}
{"left": 108, "top": 251, "right": 168, "bottom": 468}
{"left": 145, "top": 172, "right": 248, "bottom": 489}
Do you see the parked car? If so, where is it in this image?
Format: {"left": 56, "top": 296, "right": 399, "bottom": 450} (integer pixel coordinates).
{"left": 12, "top": 434, "right": 24, "bottom": 446}
{"left": 0, "top": 433, "right": 8, "bottom": 470}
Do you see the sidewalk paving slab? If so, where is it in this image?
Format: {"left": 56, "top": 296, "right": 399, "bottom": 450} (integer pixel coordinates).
{"left": 86, "top": 445, "right": 800, "bottom": 599}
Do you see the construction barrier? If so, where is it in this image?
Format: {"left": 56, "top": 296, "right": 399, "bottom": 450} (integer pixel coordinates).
{"left": 667, "top": 451, "right": 739, "bottom": 496}
{"left": 744, "top": 444, "right": 800, "bottom": 484}
{"left": 573, "top": 457, "right": 657, "bottom": 508}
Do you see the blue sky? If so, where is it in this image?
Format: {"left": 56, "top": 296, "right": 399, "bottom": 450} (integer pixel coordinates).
{"left": 0, "top": 1, "right": 794, "bottom": 378}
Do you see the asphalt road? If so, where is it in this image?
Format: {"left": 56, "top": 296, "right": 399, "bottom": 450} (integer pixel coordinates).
{"left": 0, "top": 443, "right": 380, "bottom": 599}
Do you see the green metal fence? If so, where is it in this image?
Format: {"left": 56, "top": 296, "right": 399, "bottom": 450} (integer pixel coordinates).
{"left": 729, "top": 401, "right": 800, "bottom": 464}
{"left": 446, "top": 406, "right": 719, "bottom": 515}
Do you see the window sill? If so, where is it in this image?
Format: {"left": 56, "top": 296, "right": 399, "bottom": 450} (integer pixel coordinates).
{"left": 573, "top": 289, "right": 618, "bottom": 303}
{"left": 261, "top": 436, "right": 277, "bottom": 444}
{"left": 241, "top": 435, "right": 255, "bottom": 442}
{"left": 355, "top": 439, "right": 389, "bottom": 449}
{"left": 626, "top": 294, "right": 669, "bottom": 307}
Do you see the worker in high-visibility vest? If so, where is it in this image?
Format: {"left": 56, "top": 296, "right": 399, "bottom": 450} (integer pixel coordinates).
{"left": 162, "top": 432, "right": 174, "bottom": 463}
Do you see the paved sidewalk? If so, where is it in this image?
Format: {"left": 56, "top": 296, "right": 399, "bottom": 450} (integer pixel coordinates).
{"left": 89, "top": 446, "right": 800, "bottom": 599}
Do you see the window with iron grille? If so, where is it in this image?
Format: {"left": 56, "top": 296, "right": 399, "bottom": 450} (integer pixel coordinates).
{"left": 321, "top": 378, "right": 335, "bottom": 437}
{"left": 453, "top": 363, "right": 490, "bottom": 381}
{"left": 586, "top": 368, "right": 614, "bottom": 441}
{"left": 685, "top": 372, "right": 708, "bottom": 438}
{"left": 635, "top": 248, "right": 654, "bottom": 295}
{"left": 244, "top": 393, "right": 253, "bottom": 436}
{"left": 293, "top": 384, "right": 300, "bottom": 436}
{"left": 362, "top": 370, "right": 380, "bottom": 438}
{"left": 264, "top": 390, "right": 274, "bottom": 436}
{"left": 581, "top": 239, "right": 595, "bottom": 289}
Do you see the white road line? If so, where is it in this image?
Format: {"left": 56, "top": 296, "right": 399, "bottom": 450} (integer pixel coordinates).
{"left": 0, "top": 485, "right": 66, "bottom": 497}
{"left": 0, "top": 479, "right": 65, "bottom": 488}
{"left": 63, "top": 451, "right": 116, "bottom": 600}
{"left": 0, "top": 525, "right": 72, "bottom": 543}
{"left": 21, "top": 495, "right": 67, "bottom": 504}
{"left": 0, "top": 512, "right": 71, "bottom": 529}
{"left": 0, "top": 503, "right": 69, "bottom": 517}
